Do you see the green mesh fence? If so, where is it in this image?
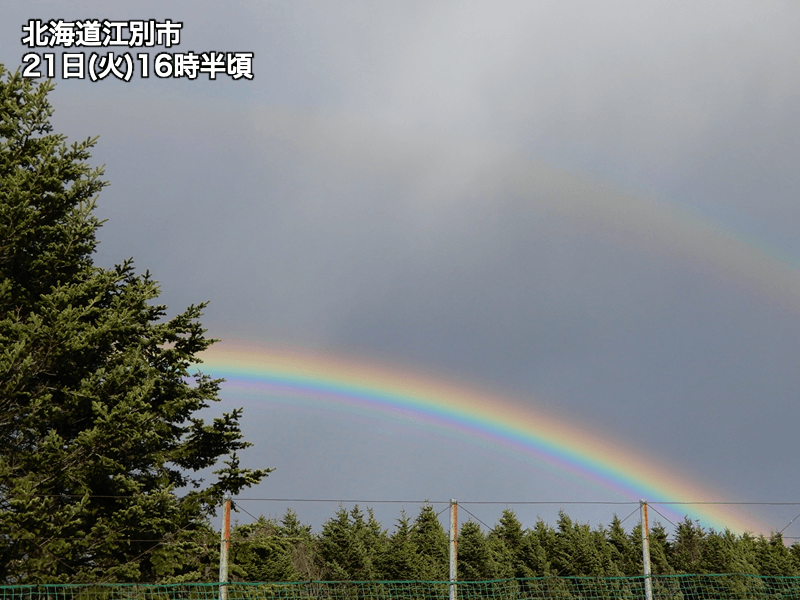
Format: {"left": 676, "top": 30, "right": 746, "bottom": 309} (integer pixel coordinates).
{"left": 4, "top": 577, "right": 800, "bottom": 600}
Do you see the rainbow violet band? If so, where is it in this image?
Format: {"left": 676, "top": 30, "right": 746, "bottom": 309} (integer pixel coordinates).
{"left": 196, "top": 340, "right": 765, "bottom": 535}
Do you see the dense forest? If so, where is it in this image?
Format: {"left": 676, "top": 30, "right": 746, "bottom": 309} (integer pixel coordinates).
{"left": 167, "top": 505, "right": 800, "bottom": 583}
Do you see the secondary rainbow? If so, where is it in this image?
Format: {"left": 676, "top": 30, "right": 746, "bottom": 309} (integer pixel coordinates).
{"left": 198, "top": 340, "right": 765, "bottom": 535}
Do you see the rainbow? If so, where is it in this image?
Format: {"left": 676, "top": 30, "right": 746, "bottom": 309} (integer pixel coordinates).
{"left": 197, "top": 340, "right": 766, "bottom": 535}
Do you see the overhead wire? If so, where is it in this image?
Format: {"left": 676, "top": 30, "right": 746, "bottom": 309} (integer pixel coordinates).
{"left": 9, "top": 496, "right": 800, "bottom": 544}
{"left": 616, "top": 506, "right": 642, "bottom": 527}
{"left": 15, "top": 495, "right": 800, "bottom": 508}
{"left": 457, "top": 505, "right": 495, "bottom": 534}
{"left": 779, "top": 512, "right": 800, "bottom": 535}
{"left": 232, "top": 498, "right": 800, "bottom": 507}
{"left": 646, "top": 504, "right": 678, "bottom": 531}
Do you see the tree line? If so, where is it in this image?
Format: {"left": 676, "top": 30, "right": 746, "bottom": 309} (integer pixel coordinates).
{"left": 187, "top": 505, "right": 800, "bottom": 583}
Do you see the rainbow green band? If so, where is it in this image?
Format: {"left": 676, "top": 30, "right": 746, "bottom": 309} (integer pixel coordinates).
{"left": 198, "top": 340, "right": 765, "bottom": 535}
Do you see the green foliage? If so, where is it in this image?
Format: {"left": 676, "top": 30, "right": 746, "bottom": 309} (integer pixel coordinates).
{"left": 648, "top": 522, "right": 674, "bottom": 575}
{"left": 230, "top": 516, "right": 301, "bottom": 582}
{"left": 211, "top": 505, "right": 800, "bottom": 584}
{"left": 149, "top": 504, "right": 800, "bottom": 584}
{"left": 488, "top": 509, "right": 535, "bottom": 579}
{"left": 409, "top": 503, "right": 449, "bottom": 580}
{"left": 526, "top": 518, "right": 557, "bottom": 577}
{"left": 697, "top": 529, "right": 744, "bottom": 575}
{"left": 607, "top": 515, "right": 638, "bottom": 576}
{"left": 278, "top": 509, "right": 320, "bottom": 580}
{"left": 458, "top": 521, "right": 493, "bottom": 581}
{"left": 317, "top": 506, "right": 388, "bottom": 580}
{"left": 548, "top": 511, "right": 619, "bottom": 577}
{"left": 0, "top": 64, "right": 271, "bottom": 584}
{"left": 670, "top": 518, "right": 708, "bottom": 574}
{"left": 755, "top": 533, "right": 795, "bottom": 576}
{"left": 381, "top": 512, "right": 422, "bottom": 580}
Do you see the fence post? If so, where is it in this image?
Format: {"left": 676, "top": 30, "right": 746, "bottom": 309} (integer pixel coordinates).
{"left": 449, "top": 499, "right": 458, "bottom": 600}
{"left": 640, "top": 499, "right": 653, "bottom": 600}
{"left": 219, "top": 494, "right": 231, "bottom": 600}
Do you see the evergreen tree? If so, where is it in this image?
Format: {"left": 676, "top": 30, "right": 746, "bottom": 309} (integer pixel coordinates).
{"left": 668, "top": 518, "right": 707, "bottom": 574}
{"left": 278, "top": 508, "right": 313, "bottom": 540}
{"left": 626, "top": 521, "right": 670, "bottom": 577}
{"left": 694, "top": 529, "right": 751, "bottom": 575}
{"left": 0, "top": 65, "right": 271, "bottom": 583}
{"left": 381, "top": 511, "right": 422, "bottom": 580}
{"left": 608, "top": 515, "right": 638, "bottom": 576}
{"left": 488, "top": 510, "right": 533, "bottom": 578}
{"left": 277, "top": 509, "right": 319, "bottom": 580}
{"left": 551, "top": 511, "right": 608, "bottom": 576}
{"left": 486, "top": 533, "right": 515, "bottom": 579}
{"left": 493, "top": 510, "right": 525, "bottom": 552}
{"left": 317, "top": 506, "right": 358, "bottom": 580}
{"left": 754, "top": 533, "right": 796, "bottom": 576}
{"left": 733, "top": 532, "right": 760, "bottom": 575}
{"left": 458, "top": 521, "right": 494, "bottom": 581}
{"left": 409, "top": 504, "right": 448, "bottom": 580}
{"left": 359, "top": 507, "right": 390, "bottom": 578}
{"left": 317, "top": 505, "right": 388, "bottom": 580}
{"left": 790, "top": 540, "right": 800, "bottom": 573}
{"left": 648, "top": 522, "right": 674, "bottom": 575}
{"left": 148, "top": 521, "right": 219, "bottom": 583}
{"left": 527, "top": 518, "right": 557, "bottom": 576}
{"left": 230, "top": 516, "right": 299, "bottom": 582}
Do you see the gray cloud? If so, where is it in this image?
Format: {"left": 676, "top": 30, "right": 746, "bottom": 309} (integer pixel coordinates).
{"left": 3, "top": 0, "right": 800, "bottom": 533}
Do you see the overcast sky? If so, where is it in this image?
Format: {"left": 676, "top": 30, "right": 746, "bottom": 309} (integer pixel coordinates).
{"left": 3, "top": 1, "right": 800, "bottom": 536}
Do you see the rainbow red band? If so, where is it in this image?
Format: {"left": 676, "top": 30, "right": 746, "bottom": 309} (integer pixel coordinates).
{"left": 198, "top": 340, "right": 766, "bottom": 535}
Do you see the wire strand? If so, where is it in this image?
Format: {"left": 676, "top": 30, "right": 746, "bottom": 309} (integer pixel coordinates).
{"left": 458, "top": 505, "right": 495, "bottom": 534}
{"left": 15, "top": 495, "right": 800, "bottom": 507}
{"left": 779, "top": 512, "right": 800, "bottom": 535}
{"left": 616, "top": 506, "right": 641, "bottom": 527}
{"left": 647, "top": 504, "right": 678, "bottom": 530}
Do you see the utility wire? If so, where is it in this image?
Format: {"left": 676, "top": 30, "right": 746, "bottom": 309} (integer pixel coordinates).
{"left": 647, "top": 505, "right": 678, "bottom": 531}
{"left": 650, "top": 502, "right": 800, "bottom": 506}
{"left": 15, "top": 495, "right": 800, "bottom": 507}
{"left": 235, "top": 498, "right": 453, "bottom": 504}
{"left": 233, "top": 498, "right": 800, "bottom": 507}
{"left": 617, "top": 506, "right": 641, "bottom": 526}
{"left": 458, "top": 505, "right": 495, "bottom": 534}
{"left": 459, "top": 501, "right": 637, "bottom": 505}
{"left": 779, "top": 512, "right": 800, "bottom": 535}
{"left": 236, "top": 503, "right": 261, "bottom": 523}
